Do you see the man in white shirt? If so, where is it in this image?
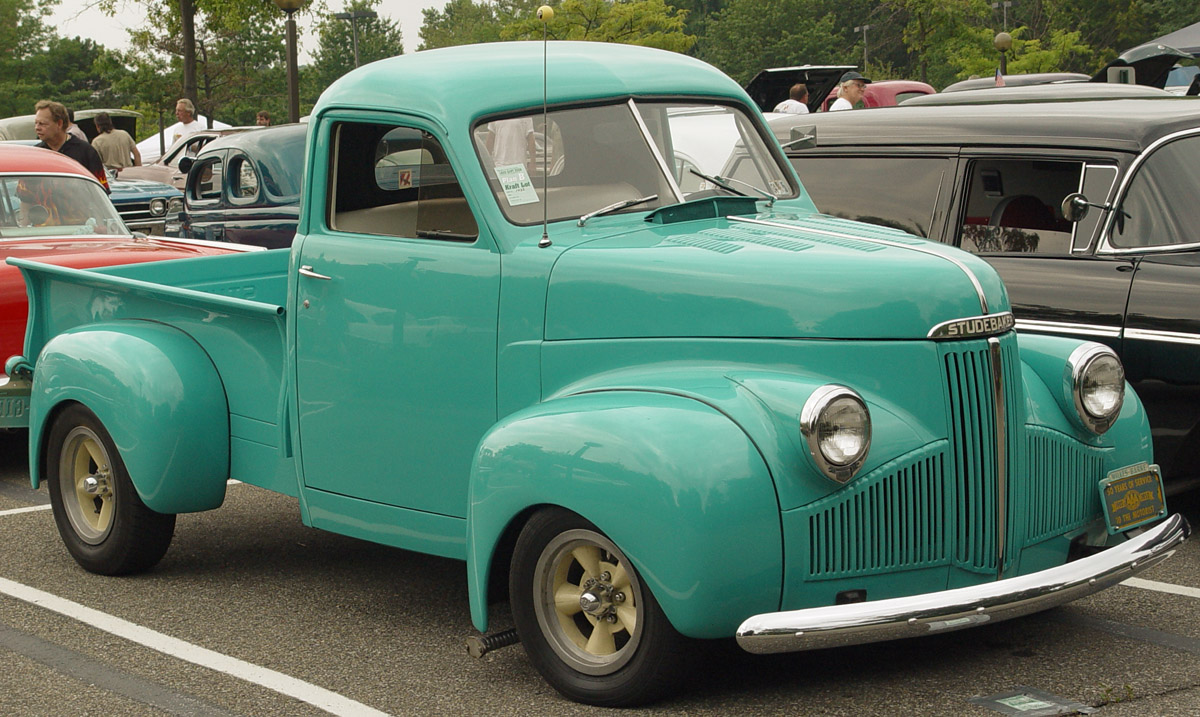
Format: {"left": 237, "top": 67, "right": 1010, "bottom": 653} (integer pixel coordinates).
{"left": 830, "top": 71, "right": 870, "bottom": 111}
{"left": 773, "top": 83, "right": 810, "bottom": 114}
{"left": 171, "top": 98, "right": 204, "bottom": 145}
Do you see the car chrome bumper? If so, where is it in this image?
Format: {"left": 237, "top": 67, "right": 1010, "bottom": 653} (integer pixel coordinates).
{"left": 736, "top": 513, "right": 1190, "bottom": 654}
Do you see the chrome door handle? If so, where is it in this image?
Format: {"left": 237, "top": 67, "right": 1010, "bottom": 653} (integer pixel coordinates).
{"left": 299, "top": 265, "right": 332, "bottom": 280}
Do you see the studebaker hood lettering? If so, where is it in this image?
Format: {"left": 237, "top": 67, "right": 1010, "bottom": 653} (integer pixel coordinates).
{"left": 544, "top": 213, "right": 1009, "bottom": 341}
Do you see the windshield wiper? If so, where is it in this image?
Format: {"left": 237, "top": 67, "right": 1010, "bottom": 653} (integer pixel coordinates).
{"left": 687, "top": 168, "right": 777, "bottom": 206}
{"left": 577, "top": 194, "right": 658, "bottom": 226}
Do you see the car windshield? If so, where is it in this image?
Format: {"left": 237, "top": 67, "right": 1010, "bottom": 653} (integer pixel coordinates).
{"left": 474, "top": 100, "right": 796, "bottom": 225}
{"left": 0, "top": 174, "right": 130, "bottom": 238}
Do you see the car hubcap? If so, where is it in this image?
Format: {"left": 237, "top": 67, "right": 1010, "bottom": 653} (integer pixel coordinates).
{"left": 534, "top": 529, "right": 642, "bottom": 675}
{"left": 59, "top": 427, "right": 116, "bottom": 544}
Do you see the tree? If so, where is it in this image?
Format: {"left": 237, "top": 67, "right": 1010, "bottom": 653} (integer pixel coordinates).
{"left": 700, "top": 0, "right": 846, "bottom": 85}
{"left": 881, "top": 0, "right": 991, "bottom": 85}
{"left": 419, "top": 0, "right": 538, "bottom": 50}
{"left": 0, "top": 0, "right": 57, "bottom": 116}
{"left": 501, "top": 0, "right": 695, "bottom": 53}
{"left": 309, "top": 0, "right": 404, "bottom": 92}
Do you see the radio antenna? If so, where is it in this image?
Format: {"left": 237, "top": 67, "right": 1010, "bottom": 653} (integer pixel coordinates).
{"left": 537, "top": 5, "right": 553, "bottom": 248}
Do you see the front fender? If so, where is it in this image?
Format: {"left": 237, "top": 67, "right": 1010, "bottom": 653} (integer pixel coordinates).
{"left": 467, "top": 390, "right": 782, "bottom": 638}
{"left": 30, "top": 321, "right": 229, "bottom": 513}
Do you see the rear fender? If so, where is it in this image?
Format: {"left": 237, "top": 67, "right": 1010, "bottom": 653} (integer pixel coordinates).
{"left": 466, "top": 390, "right": 782, "bottom": 638}
{"left": 31, "top": 321, "right": 229, "bottom": 514}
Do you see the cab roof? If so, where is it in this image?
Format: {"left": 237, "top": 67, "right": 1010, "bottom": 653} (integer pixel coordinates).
{"left": 315, "top": 41, "right": 750, "bottom": 129}
{"left": 773, "top": 97, "right": 1200, "bottom": 154}
{"left": 0, "top": 143, "right": 97, "bottom": 177}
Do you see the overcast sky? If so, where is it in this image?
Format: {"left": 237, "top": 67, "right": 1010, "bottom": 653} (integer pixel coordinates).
{"left": 49, "top": 1, "right": 447, "bottom": 62}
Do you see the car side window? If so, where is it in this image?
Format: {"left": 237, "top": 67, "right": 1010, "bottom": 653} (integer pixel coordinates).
{"left": 328, "top": 122, "right": 478, "bottom": 241}
{"left": 789, "top": 154, "right": 948, "bottom": 237}
{"left": 189, "top": 157, "right": 223, "bottom": 202}
{"left": 1110, "top": 136, "right": 1200, "bottom": 250}
{"left": 958, "top": 159, "right": 1079, "bottom": 255}
{"left": 229, "top": 156, "right": 259, "bottom": 201}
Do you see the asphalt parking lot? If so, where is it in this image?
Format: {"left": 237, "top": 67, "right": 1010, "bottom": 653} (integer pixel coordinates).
{"left": 2, "top": 429, "right": 1198, "bottom": 716}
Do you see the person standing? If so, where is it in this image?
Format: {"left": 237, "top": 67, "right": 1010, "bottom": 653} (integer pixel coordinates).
{"left": 171, "top": 98, "right": 203, "bottom": 145}
{"left": 33, "top": 100, "right": 109, "bottom": 193}
{"left": 91, "top": 112, "right": 142, "bottom": 170}
{"left": 773, "top": 83, "right": 810, "bottom": 114}
{"left": 65, "top": 108, "right": 88, "bottom": 141}
{"left": 830, "top": 71, "right": 870, "bottom": 111}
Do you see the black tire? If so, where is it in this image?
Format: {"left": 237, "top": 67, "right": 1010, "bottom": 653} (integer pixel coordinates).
{"left": 45, "top": 404, "right": 175, "bottom": 575}
{"left": 510, "top": 507, "right": 691, "bottom": 706}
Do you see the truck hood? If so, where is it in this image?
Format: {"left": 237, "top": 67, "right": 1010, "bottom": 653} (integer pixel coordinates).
{"left": 545, "top": 213, "right": 1009, "bottom": 341}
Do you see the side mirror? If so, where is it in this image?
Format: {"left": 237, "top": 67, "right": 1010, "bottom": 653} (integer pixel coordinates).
{"left": 178, "top": 157, "right": 194, "bottom": 174}
{"left": 1061, "top": 193, "right": 1090, "bottom": 222}
{"left": 780, "top": 125, "right": 817, "bottom": 150}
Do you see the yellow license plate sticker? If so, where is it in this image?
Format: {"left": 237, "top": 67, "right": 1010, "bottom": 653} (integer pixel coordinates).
{"left": 1099, "top": 462, "right": 1166, "bottom": 534}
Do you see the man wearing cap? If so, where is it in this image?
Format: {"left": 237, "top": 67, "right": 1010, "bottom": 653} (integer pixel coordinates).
{"left": 830, "top": 71, "right": 871, "bottom": 111}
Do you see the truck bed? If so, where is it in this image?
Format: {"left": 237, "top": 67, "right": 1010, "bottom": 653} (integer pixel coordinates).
{"left": 10, "top": 249, "right": 294, "bottom": 492}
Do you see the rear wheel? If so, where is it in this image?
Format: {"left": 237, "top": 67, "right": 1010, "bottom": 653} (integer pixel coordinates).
{"left": 46, "top": 404, "right": 175, "bottom": 575}
{"left": 510, "top": 508, "right": 690, "bottom": 706}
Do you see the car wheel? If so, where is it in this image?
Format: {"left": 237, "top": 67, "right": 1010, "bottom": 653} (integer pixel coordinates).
{"left": 510, "top": 507, "right": 690, "bottom": 706}
{"left": 46, "top": 404, "right": 175, "bottom": 575}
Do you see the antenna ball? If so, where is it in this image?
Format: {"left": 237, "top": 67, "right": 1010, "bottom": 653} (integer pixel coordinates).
{"left": 537, "top": 5, "right": 554, "bottom": 21}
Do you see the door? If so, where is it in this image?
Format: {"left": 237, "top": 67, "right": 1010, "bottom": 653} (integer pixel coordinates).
{"left": 294, "top": 118, "right": 500, "bottom": 518}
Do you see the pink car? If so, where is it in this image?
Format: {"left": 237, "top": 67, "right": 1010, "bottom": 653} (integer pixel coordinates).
{"left": 818, "top": 79, "right": 937, "bottom": 111}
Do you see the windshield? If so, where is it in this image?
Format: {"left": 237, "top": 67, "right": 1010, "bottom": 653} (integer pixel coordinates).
{"left": 0, "top": 174, "right": 129, "bottom": 238}
{"left": 474, "top": 100, "right": 796, "bottom": 225}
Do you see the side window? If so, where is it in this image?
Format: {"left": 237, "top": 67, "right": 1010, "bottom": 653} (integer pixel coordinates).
{"left": 958, "top": 159, "right": 1079, "bottom": 255}
{"left": 1110, "top": 136, "right": 1200, "bottom": 249}
{"left": 790, "top": 154, "right": 949, "bottom": 237}
{"left": 229, "top": 156, "right": 259, "bottom": 201}
{"left": 189, "top": 157, "right": 223, "bottom": 202}
{"left": 329, "top": 122, "right": 478, "bottom": 241}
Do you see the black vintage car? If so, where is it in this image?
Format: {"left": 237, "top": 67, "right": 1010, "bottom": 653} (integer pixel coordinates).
{"left": 171, "top": 123, "right": 307, "bottom": 249}
{"left": 760, "top": 97, "right": 1200, "bottom": 492}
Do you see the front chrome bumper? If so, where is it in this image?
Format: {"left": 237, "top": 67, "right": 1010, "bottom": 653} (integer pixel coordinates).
{"left": 737, "top": 513, "right": 1190, "bottom": 654}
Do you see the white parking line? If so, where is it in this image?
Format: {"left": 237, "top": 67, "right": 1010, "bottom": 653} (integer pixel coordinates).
{"left": 1123, "top": 577, "right": 1200, "bottom": 599}
{"left": 0, "top": 577, "right": 390, "bottom": 717}
{"left": 0, "top": 505, "right": 51, "bottom": 517}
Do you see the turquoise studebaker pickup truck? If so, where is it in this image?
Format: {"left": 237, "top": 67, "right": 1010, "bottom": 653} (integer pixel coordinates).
{"left": 6, "top": 42, "right": 1189, "bottom": 706}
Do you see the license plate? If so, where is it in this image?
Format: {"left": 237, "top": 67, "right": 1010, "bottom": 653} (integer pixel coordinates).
{"left": 1099, "top": 462, "right": 1166, "bottom": 534}
{"left": 0, "top": 377, "right": 31, "bottom": 429}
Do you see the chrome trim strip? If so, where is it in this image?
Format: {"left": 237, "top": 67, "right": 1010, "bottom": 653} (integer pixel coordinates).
{"left": 988, "top": 337, "right": 1007, "bottom": 579}
{"left": 1124, "top": 327, "right": 1200, "bottom": 346}
{"left": 736, "top": 514, "right": 1189, "bottom": 654}
{"left": 732, "top": 216, "right": 990, "bottom": 314}
{"left": 157, "top": 237, "right": 265, "bottom": 253}
{"left": 1014, "top": 319, "right": 1122, "bottom": 339}
{"left": 1097, "top": 126, "right": 1200, "bottom": 255}
{"left": 627, "top": 99, "right": 684, "bottom": 204}
{"left": 928, "top": 312, "right": 1014, "bottom": 340}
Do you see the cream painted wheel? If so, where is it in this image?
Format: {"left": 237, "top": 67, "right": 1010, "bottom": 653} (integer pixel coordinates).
{"left": 534, "top": 528, "right": 643, "bottom": 675}
{"left": 510, "top": 508, "right": 690, "bottom": 706}
{"left": 58, "top": 426, "right": 116, "bottom": 545}
{"left": 46, "top": 404, "right": 176, "bottom": 575}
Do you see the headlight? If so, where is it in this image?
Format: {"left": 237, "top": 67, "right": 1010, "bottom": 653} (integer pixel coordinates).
{"left": 167, "top": 197, "right": 184, "bottom": 215}
{"left": 800, "top": 385, "right": 871, "bottom": 483}
{"left": 1069, "top": 344, "right": 1124, "bottom": 434}
{"left": 149, "top": 197, "right": 168, "bottom": 216}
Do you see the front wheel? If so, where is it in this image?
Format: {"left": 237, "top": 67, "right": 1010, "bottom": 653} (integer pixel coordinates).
{"left": 510, "top": 508, "right": 691, "bottom": 706}
{"left": 46, "top": 404, "right": 175, "bottom": 575}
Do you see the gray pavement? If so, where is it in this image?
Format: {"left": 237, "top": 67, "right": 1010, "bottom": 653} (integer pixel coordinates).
{"left": 2, "top": 429, "right": 1198, "bottom": 715}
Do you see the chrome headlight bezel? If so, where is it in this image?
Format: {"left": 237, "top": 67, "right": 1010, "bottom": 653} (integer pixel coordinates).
{"left": 149, "top": 197, "right": 168, "bottom": 216}
{"left": 167, "top": 197, "right": 184, "bottom": 215}
{"left": 1068, "top": 344, "right": 1124, "bottom": 435}
{"left": 800, "top": 385, "right": 871, "bottom": 484}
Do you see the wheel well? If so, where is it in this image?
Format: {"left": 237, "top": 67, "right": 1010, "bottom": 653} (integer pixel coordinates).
{"left": 488, "top": 504, "right": 550, "bottom": 605}
{"left": 36, "top": 399, "right": 81, "bottom": 491}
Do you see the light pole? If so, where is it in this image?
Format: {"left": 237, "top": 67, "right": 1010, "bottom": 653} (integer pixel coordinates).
{"left": 994, "top": 31, "right": 1012, "bottom": 76}
{"left": 991, "top": 2, "right": 1013, "bottom": 31}
{"left": 333, "top": 10, "right": 378, "bottom": 68}
{"left": 273, "top": 0, "right": 306, "bottom": 123}
{"left": 854, "top": 24, "right": 872, "bottom": 70}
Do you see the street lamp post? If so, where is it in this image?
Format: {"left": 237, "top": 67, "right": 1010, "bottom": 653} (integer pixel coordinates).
{"left": 273, "top": 0, "right": 306, "bottom": 123}
{"left": 333, "top": 10, "right": 378, "bottom": 68}
{"left": 994, "top": 31, "right": 1012, "bottom": 76}
{"left": 991, "top": 1, "right": 1013, "bottom": 31}
{"left": 854, "top": 24, "right": 872, "bottom": 70}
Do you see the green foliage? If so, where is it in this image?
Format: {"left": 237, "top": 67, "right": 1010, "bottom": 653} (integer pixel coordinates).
{"left": 420, "top": 0, "right": 540, "bottom": 50}
{"left": 501, "top": 0, "right": 695, "bottom": 53}
{"left": 0, "top": 0, "right": 58, "bottom": 116}
{"left": 308, "top": 0, "right": 404, "bottom": 92}
{"left": 700, "top": 0, "right": 846, "bottom": 85}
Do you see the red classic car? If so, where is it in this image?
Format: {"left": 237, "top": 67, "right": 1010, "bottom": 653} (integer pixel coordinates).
{"left": 0, "top": 144, "right": 256, "bottom": 426}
